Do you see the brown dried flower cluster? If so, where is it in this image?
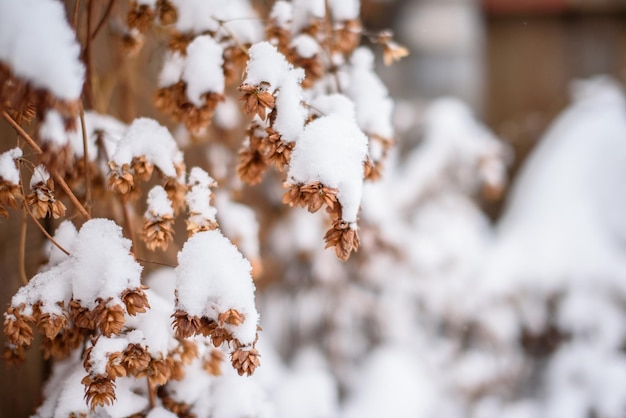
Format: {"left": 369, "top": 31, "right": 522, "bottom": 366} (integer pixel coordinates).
{"left": 164, "top": 174, "right": 187, "bottom": 214}
{"left": 3, "top": 306, "right": 33, "bottom": 364}
{"left": 237, "top": 133, "right": 269, "bottom": 186}
{"left": 0, "top": 64, "right": 80, "bottom": 126}
{"left": 155, "top": 81, "right": 225, "bottom": 133}
{"left": 171, "top": 308, "right": 260, "bottom": 376}
{"left": 26, "top": 176, "right": 66, "bottom": 219}
{"left": 0, "top": 178, "right": 21, "bottom": 218}
{"left": 69, "top": 299, "right": 126, "bottom": 337}
{"left": 143, "top": 211, "right": 175, "bottom": 251}
{"left": 324, "top": 219, "right": 361, "bottom": 261}
{"left": 107, "top": 161, "right": 135, "bottom": 196}
{"left": 203, "top": 348, "right": 225, "bottom": 376}
{"left": 333, "top": 19, "right": 363, "bottom": 56}
{"left": 238, "top": 82, "right": 276, "bottom": 121}
{"left": 282, "top": 181, "right": 340, "bottom": 217}
{"left": 230, "top": 344, "right": 261, "bottom": 377}
{"left": 376, "top": 30, "right": 410, "bottom": 67}
{"left": 282, "top": 181, "right": 361, "bottom": 260}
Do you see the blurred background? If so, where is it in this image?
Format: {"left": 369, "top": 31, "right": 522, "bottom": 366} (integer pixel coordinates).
{"left": 2, "top": 0, "right": 626, "bottom": 416}
{"left": 366, "top": 0, "right": 626, "bottom": 210}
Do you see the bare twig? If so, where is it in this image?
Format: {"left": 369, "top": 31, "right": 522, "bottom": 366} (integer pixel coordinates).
{"left": 2, "top": 110, "right": 91, "bottom": 219}
{"left": 79, "top": 107, "right": 92, "bottom": 216}
{"left": 136, "top": 257, "right": 176, "bottom": 268}
{"left": 91, "top": 0, "right": 115, "bottom": 40}
{"left": 72, "top": 0, "right": 81, "bottom": 30}
{"left": 18, "top": 210, "right": 28, "bottom": 285}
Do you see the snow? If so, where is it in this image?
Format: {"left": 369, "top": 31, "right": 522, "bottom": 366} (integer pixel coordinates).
{"left": 69, "top": 111, "right": 127, "bottom": 160}
{"left": 186, "top": 167, "right": 218, "bottom": 225}
{"left": 86, "top": 336, "right": 130, "bottom": 375}
{"left": 482, "top": 76, "right": 626, "bottom": 296}
{"left": 0, "top": 147, "right": 22, "bottom": 185}
{"left": 291, "top": 34, "right": 319, "bottom": 59}
{"left": 111, "top": 118, "right": 183, "bottom": 178}
{"left": 176, "top": 229, "right": 258, "bottom": 344}
{"left": 158, "top": 51, "right": 185, "bottom": 88}
{"left": 125, "top": 290, "right": 178, "bottom": 358}
{"left": 272, "top": 69, "right": 306, "bottom": 143}
{"left": 183, "top": 35, "right": 225, "bottom": 106}
{"left": 169, "top": 0, "right": 261, "bottom": 43}
{"left": 39, "top": 110, "right": 68, "bottom": 148}
{"left": 328, "top": 0, "right": 360, "bottom": 22}
{"left": 70, "top": 219, "right": 143, "bottom": 308}
{"left": 146, "top": 186, "right": 174, "bottom": 218}
{"left": 44, "top": 220, "right": 78, "bottom": 269}
{"left": 215, "top": 192, "right": 260, "bottom": 263}
{"left": 0, "top": 0, "right": 85, "bottom": 100}
{"left": 270, "top": 1, "right": 293, "bottom": 29}
{"left": 214, "top": 96, "right": 241, "bottom": 130}
{"left": 30, "top": 165, "right": 50, "bottom": 188}
{"left": 291, "top": 0, "right": 325, "bottom": 34}
{"left": 244, "top": 42, "right": 294, "bottom": 89}
{"left": 287, "top": 94, "right": 368, "bottom": 223}
{"left": 345, "top": 48, "right": 394, "bottom": 140}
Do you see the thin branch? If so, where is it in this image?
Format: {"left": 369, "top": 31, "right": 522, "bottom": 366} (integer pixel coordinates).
{"left": 2, "top": 110, "right": 91, "bottom": 219}
{"left": 72, "top": 0, "right": 81, "bottom": 30}
{"left": 91, "top": 0, "right": 115, "bottom": 40}
{"left": 136, "top": 257, "right": 176, "bottom": 268}
{"left": 2, "top": 110, "right": 42, "bottom": 153}
{"left": 79, "top": 107, "right": 92, "bottom": 216}
{"left": 26, "top": 208, "right": 71, "bottom": 256}
{"left": 83, "top": 0, "right": 95, "bottom": 107}
{"left": 18, "top": 210, "right": 28, "bottom": 285}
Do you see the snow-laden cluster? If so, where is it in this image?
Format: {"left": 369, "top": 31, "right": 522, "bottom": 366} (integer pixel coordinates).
{"left": 0, "top": 0, "right": 84, "bottom": 101}
{"left": 175, "top": 229, "right": 259, "bottom": 345}
{"left": 111, "top": 118, "right": 183, "bottom": 179}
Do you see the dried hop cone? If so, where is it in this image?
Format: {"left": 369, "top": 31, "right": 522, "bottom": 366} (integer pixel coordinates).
{"left": 143, "top": 212, "right": 175, "bottom": 251}
{"left": 230, "top": 345, "right": 261, "bottom": 376}
{"left": 238, "top": 82, "right": 275, "bottom": 121}
{"left": 27, "top": 176, "right": 65, "bottom": 219}
{"left": 324, "top": 219, "right": 360, "bottom": 261}
{"left": 107, "top": 162, "right": 135, "bottom": 196}
{"left": 82, "top": 374, "right": 117, "bottom": 408}
{"left": 282, "top": 182, "right": 339, "bottom": 216}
